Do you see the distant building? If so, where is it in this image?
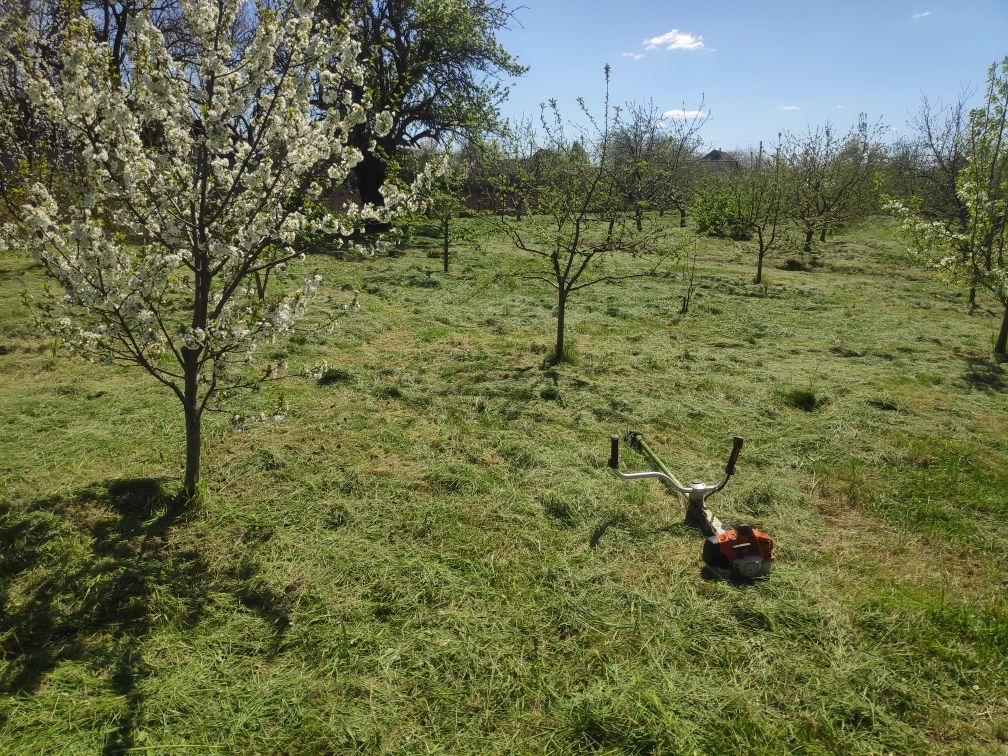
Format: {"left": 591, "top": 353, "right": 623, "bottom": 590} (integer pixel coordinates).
{"left": 699, "top": 149, "right": 740, "bottom": 171}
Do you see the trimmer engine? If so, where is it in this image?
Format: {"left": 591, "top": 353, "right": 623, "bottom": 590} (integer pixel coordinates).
{"left": 702, "top": 525, "right": 775, "bottom": 580}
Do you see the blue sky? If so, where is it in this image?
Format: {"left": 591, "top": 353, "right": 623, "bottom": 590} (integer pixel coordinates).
{"left": 495, "top": 1, "right": 1008, "bottom": 150}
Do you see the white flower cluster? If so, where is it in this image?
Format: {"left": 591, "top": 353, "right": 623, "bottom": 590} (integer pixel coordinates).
{"left": 3, "top": 0, "right": 434, "bottom": 413}
{"left": 885, "top": 192, "right": 1007, "bottom": 302}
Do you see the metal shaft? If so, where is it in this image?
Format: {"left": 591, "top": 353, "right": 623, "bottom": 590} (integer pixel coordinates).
{"left": 629, "top": 432, "right": 725, "bottom": 536}
{"left": 628, "top": 433, "right": 686, "bottom": 491}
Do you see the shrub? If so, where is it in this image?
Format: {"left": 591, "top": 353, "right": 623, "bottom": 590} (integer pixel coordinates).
{"left": 692, "top": 187, "right": 751, "bottom": 240}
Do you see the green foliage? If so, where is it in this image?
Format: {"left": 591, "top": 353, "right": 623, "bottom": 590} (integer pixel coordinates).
{"left": 692, "top": 185, "right": 752, "bottom": 240}
{"left": 316, "top": 0, "right": 526, "bottom": 204}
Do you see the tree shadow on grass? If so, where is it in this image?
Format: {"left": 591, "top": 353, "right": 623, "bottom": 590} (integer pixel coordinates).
{"left": 952, "top": 348, "right": 1005, "bottom": 391}
{"left": 0, "top": 478, "right": 208, "bottom": 754}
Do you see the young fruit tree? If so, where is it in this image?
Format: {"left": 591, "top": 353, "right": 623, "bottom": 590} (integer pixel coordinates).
{"left": 905, "top": 91, "right": 979, "bottom": 308}
{"left": 610, "top": 99, "right": 663, "bottom": 232}
{"left": 3, "top": 0, "right": 436, "bottom": 499}
{"left": 733, "top": 140, "right": 790, "bottom": 284}
{"left": 655, "top": 103, "right": 708, "bottom": 228}
{"left": 787, "top": 115, "right": 885, "bottom": 253}
{"left": 422, "top": 148, "right": 484, "bottom": 274}
{"left": 498, "top": 67, "right": 682, "bottom": 365}
{"left": 887, "top": 58, "right": 1008, "bottom": 355}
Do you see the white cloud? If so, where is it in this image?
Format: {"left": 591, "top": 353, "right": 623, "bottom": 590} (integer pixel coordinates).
{"left": 644, "top": 29, "right": 705, "bottom": 51}
{"left": 912, "top": 10, "right": 931, "bottom": 19}
{"left": 621, "top": 52, "right": 645, "bottom": 60}
{"left": 663, "top": 108, "right": 707, "bottom": 119}
{"left": 778, "top": 105, "right": 801, "bottom": 111}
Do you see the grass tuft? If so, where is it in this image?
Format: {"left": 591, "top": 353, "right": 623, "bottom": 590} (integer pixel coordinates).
{"left": 778, "top": 385, "right": 826, "bottom": 411}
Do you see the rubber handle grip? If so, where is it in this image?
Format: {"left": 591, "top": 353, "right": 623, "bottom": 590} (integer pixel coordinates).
{"left": 609, "top": 435, "right": 620, "bottom": 469}
{"left": 726, "top": 436, "right": 743, "bottom": 475}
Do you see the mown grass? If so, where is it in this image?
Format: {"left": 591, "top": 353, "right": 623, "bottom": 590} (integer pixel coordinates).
{"left": 1, "top": 216, "right": 1006, "bottom": 753}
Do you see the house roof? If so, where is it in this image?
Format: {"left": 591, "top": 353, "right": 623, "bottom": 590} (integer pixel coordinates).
{"left": 701, "top": 149, "right": 734, "bottom": 161}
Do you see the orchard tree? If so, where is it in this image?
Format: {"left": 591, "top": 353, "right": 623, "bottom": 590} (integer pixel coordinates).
{"left": 499, "top": 67, "right": 682, "bottom": 365}
{"left": 0, "top": 0, "right": 72, "bottom": 205}
{"left": 611, "top": 99, "right": 663, "bottom": 231}
{"left": 489, "top": 115, "right": 536, "bottom": 220}
{"left": 0, "top": 0, "right": 210, "bottom": 205}
{"left": 787, "top": 115, "right": 885, "bottom": 253}
{"left": 887, "top": 58, "right": 1008, "bottom": 355}
{"left": 417, "top": 147, "right": 483, "bottom": 273}
{"left": 318, "top": 0, "right": 526, "bottom": 209}
{"left": 656, "top": 103, "right": 708, "bottom": 227}
{"left": 879, "top": 137, "right": 923, "bottom": 205}
{"left": 733, "top": 140, "right": 790, "bottom": 284}
{"left": 609, "top": 98, "right": 707, "bottom": 231}
{"left": 3, "top": 0, "right": 436, "bottom": 499}
{"left": 906, "top": 91, "right": 980, "bottom": 308}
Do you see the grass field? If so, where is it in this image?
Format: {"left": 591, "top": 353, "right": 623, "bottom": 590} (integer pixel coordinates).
{"left": 1, "top": 216, "right": 1006, "bottom": 753}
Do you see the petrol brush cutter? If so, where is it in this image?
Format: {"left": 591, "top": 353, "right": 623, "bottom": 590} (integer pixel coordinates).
{"left": 607, "top": 431, "right": 775, "bottom": 580}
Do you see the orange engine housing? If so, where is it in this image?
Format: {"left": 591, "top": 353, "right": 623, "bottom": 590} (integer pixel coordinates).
{"left": 703, "top": 524, "right": 775, "bottom": 578}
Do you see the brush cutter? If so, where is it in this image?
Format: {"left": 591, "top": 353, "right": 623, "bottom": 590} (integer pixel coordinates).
{"left": 607, "top": 431, "right": 775, "bottom": 580}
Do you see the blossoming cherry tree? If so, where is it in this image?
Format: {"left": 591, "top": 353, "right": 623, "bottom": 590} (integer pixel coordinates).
{"left": 6, "top": 0, "right": 435, "bottom": 499}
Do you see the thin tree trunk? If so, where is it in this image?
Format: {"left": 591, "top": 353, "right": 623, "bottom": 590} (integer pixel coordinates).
{"left": 996, "top": 304, "right": 1008, "bottom": 356}
{"left": 819, "top": 226, "right": 827, "bottom": 243}
{"left": 679, "top": 207, "right": 686, "bottom": 228}
{"left": 554, "top": 288, "right": 567, "bottom": 364}
{"left": 969, "top": 286, "right": 977, "bottom": 311}
{"left": 442, "top": 218, "right": 449, "bottom": 273}
{"left": 803, "top": 227, "right": 813, "bottom": 253}
{"left": 182, "top": 348, "right": 201, "bottom": 500}
{"left": 756, "top": 250, "right": 765, "bottom": 284}
{"left": 635, "top": 205, "right": 643, "bottom": 232}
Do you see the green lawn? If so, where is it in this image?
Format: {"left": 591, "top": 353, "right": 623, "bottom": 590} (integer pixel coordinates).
{"left": 1, "top": 217, "right": 1006, "bottom": 753}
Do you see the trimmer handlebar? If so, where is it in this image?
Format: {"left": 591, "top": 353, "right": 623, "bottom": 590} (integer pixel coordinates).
{"left": 608, "top": 432, "right": 744, "bottom": 498}
{"left": 726, "top": 436, "right": 743, "bottom": 476}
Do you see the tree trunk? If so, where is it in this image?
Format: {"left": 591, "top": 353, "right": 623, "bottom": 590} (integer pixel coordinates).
{"left": 354, "top": 149, "right": 386, "bottom": 207}
{"left": 181, "top": 347, "right": 202, "bottom": 501}
{"left": 756, "top": 251, "right": 765, "bottom": 284}
{"left": 679, "top": 207, "right": 687, "bottom": 228}
{"left": 819, "top": 226, "right": 827, "bottom": 243}
{"left": 803, "top": 227, "right": 813, "bottom": 253}
{"left": 553, "top": 288, "right": 567, "bottom": 365}
{"left": 996, "top": 304, "right": 1008, "bottom": 356}
{"left": 969, "top": 286, "right": 977, "bottom": 312}
{"left": 635, "top": 205, "right": 643, "bottom": 232}
{"left": 442, "top": 218, "right": 449, "bottom": 273}
{"left": 353, "top": 150, "right": 390, "bottom": 233}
